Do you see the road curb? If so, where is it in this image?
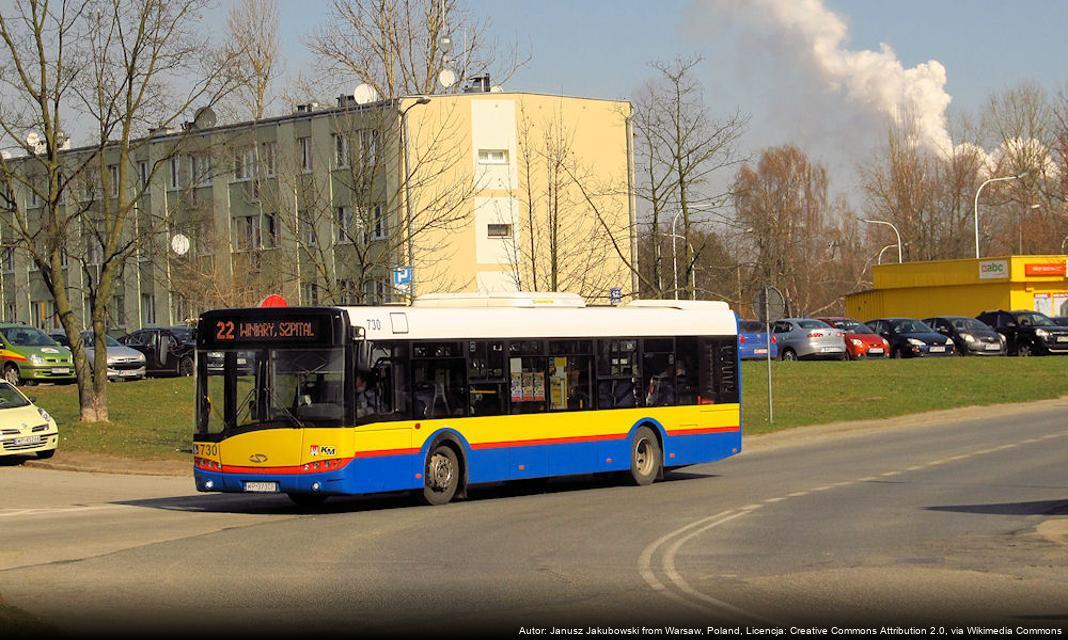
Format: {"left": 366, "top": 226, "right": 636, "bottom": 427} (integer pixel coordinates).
{"left": 21, "top": 457, "right": 190, "bottom": 478}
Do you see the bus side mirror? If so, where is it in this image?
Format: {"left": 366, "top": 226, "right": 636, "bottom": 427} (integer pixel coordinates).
{"left": 357, "top": 341, "right": 372, "bottom": 371}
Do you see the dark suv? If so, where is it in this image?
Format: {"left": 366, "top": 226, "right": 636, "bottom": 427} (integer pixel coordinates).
{"left": 119, "top": 326, "right": 197, "bottom": 376}
{"left": 976, "top": 310, "right": 1068, "bottom": 356}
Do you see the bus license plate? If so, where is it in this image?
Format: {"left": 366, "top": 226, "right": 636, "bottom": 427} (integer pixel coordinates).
{"left": 929, "top": 346, "right": 945, "bottom": 353}
{"left": 244, "top": 482, "right": 279, "bottom": 493}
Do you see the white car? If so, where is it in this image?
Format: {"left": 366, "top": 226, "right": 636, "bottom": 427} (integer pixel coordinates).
{"left": 0, "top": 380, "right": 58, "bottom": 459}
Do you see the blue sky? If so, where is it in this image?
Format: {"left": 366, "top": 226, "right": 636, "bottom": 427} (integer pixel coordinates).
{"left": 261, "top": 0, "right": 1066, "bottom": 193}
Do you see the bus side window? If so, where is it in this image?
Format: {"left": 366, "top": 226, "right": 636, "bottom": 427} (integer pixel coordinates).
{"left": 412, "top": 341, "right": 465, "bottom": 419}
{"left": 596, "top": 338, "right": 640, "bottom": 409}
{"left": 674, "top": 337, "right": 699, "bottom": 405}
{"left": 641, "top": 338, "right": 675, "bottom": 407}
{"left": 469, "top": 340, "right": 506, "bottom": 417}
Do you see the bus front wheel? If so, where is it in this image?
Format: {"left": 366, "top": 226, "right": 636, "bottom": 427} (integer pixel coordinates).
{"left": 628, "top": 426, "right": 661, "bottom": 486}
{"left": 422, "top": 444, "right": 460, "bottom": 506}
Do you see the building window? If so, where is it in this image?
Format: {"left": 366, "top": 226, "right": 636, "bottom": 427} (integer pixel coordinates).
{"left": 138, "top": 161, "right": 149, "bottom": 189}
{"left": 191, "top": 154, "right": 213, "bottom": 187}
{"left": 371, "top": 205, "right": 386, "bottom": 240}
{"left": 298, "top": 136, "right": 312, "bottom": 172}
{"left": 333, "top": 133, "right": 349, "bottom": 168}
{"left": 359, "top": 129, "right": 379, "bottom": 167}
{"left": 234, "top": 146, "right": 256, "bottom": 181}
{"left": 487, "top": 223, "right": 512, "bottom": 238}
{"left": 363, "top": 278, "right": 387, "bottom": 305}
{"left": 300, "top": 212, "right": 317, "bottom": 247}
{"left": 31, "top": 300, "right": 56, "bottom": 329}
{"left": 478, "top": 149, "right": 509, "bottom": 165}
{"left": 141, "top": 293, "right": 156, "bottom": 326}
{"left": 86, "top": 236, "right": 103, "bottom": 265}
{"left": 261, "top": 141, "right": 276, "bottom": 177}
{"left": 234, "top": 215, "right": 261, "bottom": 251}
{"left": 168, "top": 156, "right": 182, "bottom": 191}
{"left": 111, "top": 295, "right": 126, "bottom": 328}
{"left": 336, "top": 206, "right": 353, "bottom": 242}
{"left": 263, "top": 214, "right": 279, "bottom": 248}
{"left": 4, "top": 302, "right": 15, "bottom": 323}
{"left": 2, "top": 246, "right": 13, "bottom": 273}
{"left": 108, "top": 164, "right": 119, "bottom": 196}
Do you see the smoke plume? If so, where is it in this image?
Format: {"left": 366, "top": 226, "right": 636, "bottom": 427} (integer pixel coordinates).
{"left": 690, "top": 0, "right": 955, "bottom": 155}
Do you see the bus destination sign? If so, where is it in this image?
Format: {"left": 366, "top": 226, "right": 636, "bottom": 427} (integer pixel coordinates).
{"left": 212, "top": 318, "right": 323, "bottom": 343}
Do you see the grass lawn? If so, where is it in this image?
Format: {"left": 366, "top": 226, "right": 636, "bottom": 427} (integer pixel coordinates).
{"left": 19, "top": 356, "right": 1068, "bottom": 460}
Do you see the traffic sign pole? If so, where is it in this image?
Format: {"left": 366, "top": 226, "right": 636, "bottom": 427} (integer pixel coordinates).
{"left": 765, "top": 286, "right": 773, "bottom": 424}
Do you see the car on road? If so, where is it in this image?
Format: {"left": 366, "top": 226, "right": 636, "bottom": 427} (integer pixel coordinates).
{"left": 0, "top": 379, "right": 58, "bottom": 459}
{"left": 1052, "top": 317, "right": 1068, "bottom": 328}
{"left": 48, "top": 330, "right": 148, "bottom": 381}
{"left": 119, "top": 326, "right": 196, "bottom": 376}
{"left": 975, "top": 310, "right": 1068, "bottom": 356}
{"left": 771, "top": 318, "right": 847, "bottom": 361}
{"left": 817, "top": 317, "right": 890, "bottom": 359}
{"left": 0, "top": 324, "right": 74, "bottom": 386}
{"left": 865, "top": 318, "right": 956, "bottom": 358}
{"left": 738, "top": 320, "right": 778, "bottom": 360}
{"left": 923, "top": 316, "right": 1005, "bottom": 356}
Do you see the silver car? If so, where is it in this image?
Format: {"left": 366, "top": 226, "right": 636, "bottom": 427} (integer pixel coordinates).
{"left": 771, "top": 318, "right": 847, "bottom": 361}
{"left": 49, "top": 331, "right": 147, "bottom": 381}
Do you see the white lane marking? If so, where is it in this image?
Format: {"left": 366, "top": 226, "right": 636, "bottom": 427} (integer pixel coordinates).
{"left": 740, "top": 504, "right": 764, "bottom": 511}
{"left": 859, "top": 476, "right": 879, "bottom": 481}
{"left": 881, "top": 471, "right": 900, "bottom": 477}
{"left": 763, "top": 497, "right": 785, "bottom": 503}
{"left": 906, "top": 466, "right": 923, "bottom": 471}
{"left": 811, "top": 485, "right": 832, "bottom": 492}
{"left": 639, "top": 510, "right": 735, "bottom": 595}
{"left": 0, "top": 505, "right": 125, "bottom": 518}
{"left": 661, "top": 510, "right": 781, "bottom": 625}
{"left": 787, "top": 491, "right": 808, "bottom": 497}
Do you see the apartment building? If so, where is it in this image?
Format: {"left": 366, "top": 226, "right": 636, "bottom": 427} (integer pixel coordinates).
{"left": 0, "top": 85, "right": 636, "bottom": 333}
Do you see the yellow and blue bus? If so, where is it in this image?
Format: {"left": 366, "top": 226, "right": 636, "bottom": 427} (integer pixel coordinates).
{"left": 192, "top": 293, "right": 741, "bottom": 506}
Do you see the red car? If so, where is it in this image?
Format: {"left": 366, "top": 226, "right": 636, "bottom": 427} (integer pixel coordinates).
{"left": 818, "top": 317, "right": 890, "bottom": 360}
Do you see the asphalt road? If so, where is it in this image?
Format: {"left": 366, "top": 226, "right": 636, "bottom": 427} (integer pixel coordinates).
{"left": 1, "top": 400, "right": 1066, "bottom": 637}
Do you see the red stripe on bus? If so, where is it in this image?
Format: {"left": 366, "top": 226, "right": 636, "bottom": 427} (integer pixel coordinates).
{"left": 470, "top": 433, "right": 627, "bottom": 450}
{"left": 353, "top": 448, "right": 421, "bottom": 459}
{"left": 666, "top": 426, "right": 740, "bottom": 436}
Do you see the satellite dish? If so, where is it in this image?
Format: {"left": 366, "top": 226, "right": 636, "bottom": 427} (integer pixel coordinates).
{"left": 25, "top": 132, "right": 40, "bottom": 148}
{"left": 353, "top": 83, "right": 379, "bottom": 105}
{"left": 438, "top": 68, "right": 457, "bottom": 89}
{"left": 170, "top": 233, "right": 191, "bottom": 256}
{"left": 193, "top": 106, "right": 217, "bottom": 129}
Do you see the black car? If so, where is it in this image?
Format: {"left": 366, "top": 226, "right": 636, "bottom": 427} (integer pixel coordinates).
{"left": 975, "top": 310, "right": 1068, "bottom": 356}
{"left": 1054, "top": 317, "right": 1068, "bottom": 328}
{"left": 923, "top": 316, "right": 1005, "bottom": 356}
{"left": 865, "top": 318, "right": 956, "bottom": 358}
{"left": 119, "top": 326, "right": 196, "bottom": 376}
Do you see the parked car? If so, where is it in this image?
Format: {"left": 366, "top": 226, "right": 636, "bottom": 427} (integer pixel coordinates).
{"left": 922, "top": 316, "right": 1005, "bottom": 356}
{"left": 48, "top": 331, "right": 147, "bottom": 381}
{"left": 975, "top": 310, "right": 1068, "bottom": 356}
{"left": 738, "top": 320, "right": 778, "bottom": 360}
{"left": 865, "top": 318, "right": 956, "bottom": 358}
{"left": 1053, "top": 317, "right": 1068, "bottom": 328}
{"left": 0, "top": 324, "right": 74, "bottom": 386}
{"left": 0, "top": 379, "right": 58, "bottom": 459}
{"left": 771, "top": 318, "right": 847, "bottom": 361}
{"left": 119, "top": 326, "right": 196, "bottom": 376}
{"left": 817, "top": 317, "right": 890, "bottom": 359}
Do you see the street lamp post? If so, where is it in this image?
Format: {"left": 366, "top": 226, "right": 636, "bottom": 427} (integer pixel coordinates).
{"left": 400, "top": 96, "right": 431, "bottom": 300}
{"left": 862, "top": 219, "right": 903, "bottom": 264}
{"left": 671, "top": 210, "right": 683, "bottom": 300}
{"left": 973, "top": 173, "right": 1026, "bottom": 259}
{"left": 876, "top": 244, "right": 899, "bottom": 265}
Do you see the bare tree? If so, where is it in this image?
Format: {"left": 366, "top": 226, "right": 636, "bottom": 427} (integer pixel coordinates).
{"left": 306, "top": 0, "right": 525, "bottom": 99}
{"left": 0, "top": 0, "right": 239, "bottom": 421}
{"left": 226, "top": 0, "right": 280, "bottom": 121}
{"left": 632, "top": 56, "right": 748, "bottom": 300}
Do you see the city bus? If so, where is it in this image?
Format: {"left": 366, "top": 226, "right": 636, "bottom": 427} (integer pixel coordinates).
{"left": 192, "top": 293, "right": 741, "bottom": 506}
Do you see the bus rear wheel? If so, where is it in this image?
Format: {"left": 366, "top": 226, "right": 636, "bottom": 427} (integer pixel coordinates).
{"left": 628, "top": 426, "right": 661, "bottom": 486}
{"left": 422, "top": 444, "right": 460, "bottom": 506}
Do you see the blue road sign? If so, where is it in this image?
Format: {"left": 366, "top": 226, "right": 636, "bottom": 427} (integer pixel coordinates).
{"left": 393, "top": 266, "right": 412, "bottom": 287}
{"left": 609, "top": 287, "right": 622, "bottom": 305}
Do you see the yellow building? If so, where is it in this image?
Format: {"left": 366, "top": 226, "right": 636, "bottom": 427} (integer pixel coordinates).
{"left": 846, "top": 255, "right": 1068, "bottom": 320}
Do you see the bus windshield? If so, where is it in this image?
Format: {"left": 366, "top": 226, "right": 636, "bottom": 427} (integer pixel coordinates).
{"left": 197, "top": 347, "right": 347, "bottom": 437}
